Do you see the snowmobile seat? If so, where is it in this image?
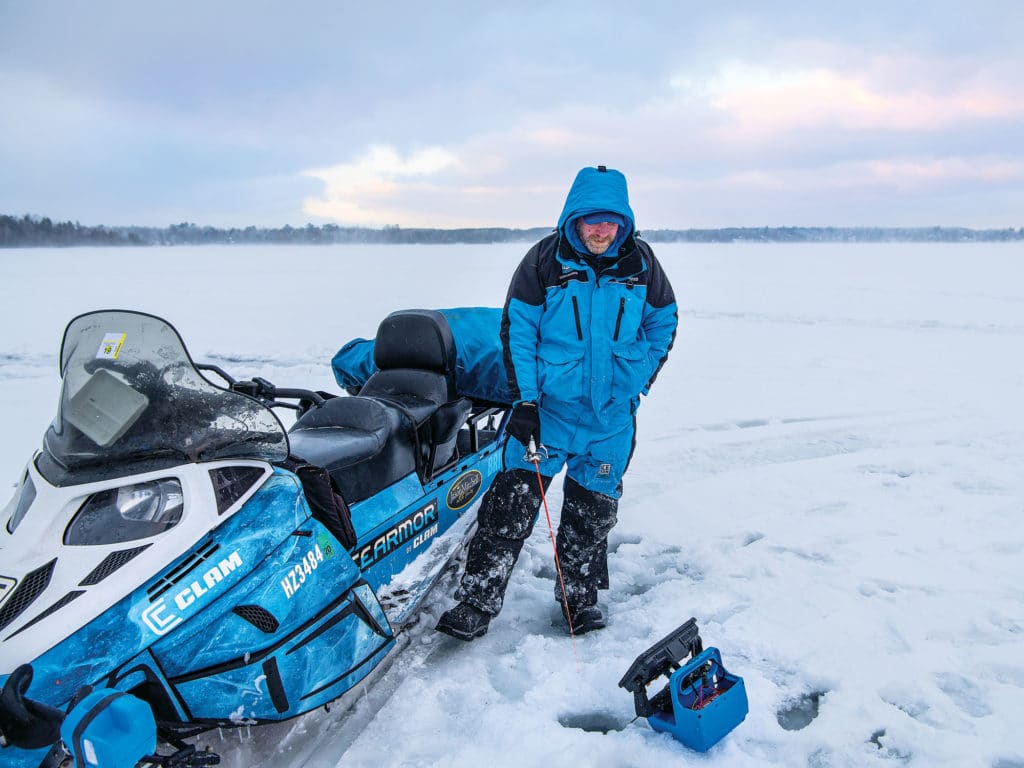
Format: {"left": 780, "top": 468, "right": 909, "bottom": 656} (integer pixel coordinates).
{"left": 357, "top": 309, "right": 471, "bottom": 479}
{"left": 287, "top": 395, "right": 416, "bottom": 505}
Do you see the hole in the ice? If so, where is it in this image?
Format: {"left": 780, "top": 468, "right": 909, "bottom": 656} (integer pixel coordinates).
{"left": 609, "top": 534, "right": 642, "bottom": 554}
{"left": 993, "top": 760, "right": 1024, "bottom": 768}
{"left": 736, "top": 418, "right": 770, "bottom": 428}
{"left": 868, "top": 730, "right": 913, "bottom": 763}
{"left": 558, "top": 712, "right": 628, "bottom": 734}
{"left": 776, "top": 690, "right": 825, "bottom": 731}
{"left": 534, "top": 562, "right": 556, "bottom": 580}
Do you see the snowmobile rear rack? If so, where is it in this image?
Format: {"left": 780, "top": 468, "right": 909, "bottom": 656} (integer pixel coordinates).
{"left": 617, "top": 617, "right": 703, "bottom": 718}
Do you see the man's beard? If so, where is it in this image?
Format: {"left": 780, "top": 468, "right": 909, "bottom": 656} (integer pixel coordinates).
{"left": 584, "top": 235, "right": 613, "bottom": 255}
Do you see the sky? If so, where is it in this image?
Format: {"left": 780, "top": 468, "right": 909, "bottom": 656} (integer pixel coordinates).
{"left": 2, "top": 1, "right": 1023, "bottom": 230}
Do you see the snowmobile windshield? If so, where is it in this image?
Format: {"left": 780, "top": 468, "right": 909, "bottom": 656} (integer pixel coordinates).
{"left": 39, "top": 310, "right": 288, "bottom": 485}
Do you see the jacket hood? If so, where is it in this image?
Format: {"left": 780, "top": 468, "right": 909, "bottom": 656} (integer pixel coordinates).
{"left": 557, "top": 166, "right": 636, "bottom": 258}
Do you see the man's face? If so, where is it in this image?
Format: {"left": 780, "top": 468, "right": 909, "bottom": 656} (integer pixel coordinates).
{"left": 576, "top": 220, "right": 620, "bottom": 255}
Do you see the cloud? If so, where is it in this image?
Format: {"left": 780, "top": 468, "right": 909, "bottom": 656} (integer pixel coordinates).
{"left": 300, "top": 126, "right": 609, "bottom": 228}
{"left": 861, "top": 156, "right": 1024, "bottom": 189}
{"left": 693, "top": 58, "right": 1024, "bottom": 139}
{"left": 302, "top": 145, "right": 461, "bottom": 227}
{"left": 718, "top": 155, "right": 1024, "bottom": 192}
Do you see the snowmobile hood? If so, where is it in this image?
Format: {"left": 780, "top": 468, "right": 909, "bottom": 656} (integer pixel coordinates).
{"left": 557, "top": 166, "right": 636, "bottom": 258}
{"left": 0, "top": 457, "right": 276, "bottom": 673}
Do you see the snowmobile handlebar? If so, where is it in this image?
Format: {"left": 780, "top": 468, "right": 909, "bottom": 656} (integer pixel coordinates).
{"left": 195, "top": 365, "right": 326, "bottom": 411}
{"left": 232, "top": 378, "right": 326, "bottom": 411}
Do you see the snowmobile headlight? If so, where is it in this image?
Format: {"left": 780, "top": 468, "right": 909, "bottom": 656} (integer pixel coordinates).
{"left": 4, "top": 470, "right": 36, "bottom": 534}
{"left": 64, "top": 478, "right": 184, "bottom": 545}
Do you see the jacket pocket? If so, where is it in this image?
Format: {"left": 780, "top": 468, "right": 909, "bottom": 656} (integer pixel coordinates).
{"left": 610, "top": 342, "right": 651, "bottom": 401}
{"left": 537, "top": 343, "right": 585, "bottom": 403}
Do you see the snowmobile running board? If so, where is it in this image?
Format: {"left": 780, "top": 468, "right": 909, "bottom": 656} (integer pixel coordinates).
{"left": 618, "top": 618, "right": 748, "bottom": 752}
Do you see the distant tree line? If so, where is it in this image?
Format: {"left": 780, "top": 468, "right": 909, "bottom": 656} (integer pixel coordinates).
{"left": 1, "top": 215, "right": 147, "bottom": 246}
{"left": 0, "top": 215, "right": 554, "bottom": 247}
{"left": 2, "top": 213, "right": 1021, "bottom": 248}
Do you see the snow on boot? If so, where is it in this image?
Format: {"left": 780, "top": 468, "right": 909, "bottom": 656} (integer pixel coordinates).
{"left": 555, "top": 478, "right": 619, "bottom": 612}
{"left": 455, "top": 468, "right": 551, "bottom": 614}
{"left": 435, "top": 602, "right": 491, "bottom": 641}
{"left": 563, "top": 604, "right": 606, "bottom": 635}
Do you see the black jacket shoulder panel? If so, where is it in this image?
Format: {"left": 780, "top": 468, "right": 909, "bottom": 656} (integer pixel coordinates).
{"left": 636, "top": 238, "right": 676, "bottom": 309}
{"left": 505, "top": 235, "right": 560, "bottom": 307}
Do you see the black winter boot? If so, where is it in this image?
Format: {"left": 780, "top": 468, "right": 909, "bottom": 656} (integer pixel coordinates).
{"left": 435, "top": 602, "right": 491, "bottom": 641}
{"left": 562, "top": 603, "right": 606, "bottom": 635}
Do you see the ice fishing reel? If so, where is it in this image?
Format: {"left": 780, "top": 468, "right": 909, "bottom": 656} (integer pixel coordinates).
{"left": 619, "top": 618, "right": 748, "bottom": 752}
{"left": 523, "top": 438, "right": 549, "bottom": 463}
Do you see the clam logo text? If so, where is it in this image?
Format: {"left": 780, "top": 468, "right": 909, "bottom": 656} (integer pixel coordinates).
{"left": 142, "top": 550, "right": 243, "bottom": 636}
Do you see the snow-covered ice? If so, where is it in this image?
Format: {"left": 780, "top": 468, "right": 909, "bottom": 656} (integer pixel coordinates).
{"left": 1, "top": 242, "right": 1022, "bottom": 767}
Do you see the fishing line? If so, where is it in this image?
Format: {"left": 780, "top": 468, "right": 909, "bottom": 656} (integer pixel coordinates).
{"left": 527, "top": 439, "right": 582, "bottom": 673}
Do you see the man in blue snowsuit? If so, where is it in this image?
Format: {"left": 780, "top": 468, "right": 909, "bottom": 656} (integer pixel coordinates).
{"left": 437, "top": 166, "right": 677, "bottom": 640}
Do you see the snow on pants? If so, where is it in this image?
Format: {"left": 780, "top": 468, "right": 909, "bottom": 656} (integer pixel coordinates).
{"left": 455, "top": 409, "right": 632, "bottom": 615}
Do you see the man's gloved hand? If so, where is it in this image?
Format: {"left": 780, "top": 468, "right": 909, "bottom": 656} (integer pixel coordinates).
{"left": 0, "top": 664, "right": 64, "bottom": 750}
{"left": 506, "top": 401, "right": 541, "bottom": 447}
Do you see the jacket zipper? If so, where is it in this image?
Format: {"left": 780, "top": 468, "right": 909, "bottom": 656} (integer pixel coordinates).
{"left": 613, "top": 297, "right": 625, "bottom": 341}
{"left": 571, "top": 296, "right": 583, "bottom": 340}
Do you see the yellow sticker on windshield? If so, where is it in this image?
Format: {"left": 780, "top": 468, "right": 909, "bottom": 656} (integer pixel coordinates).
{"left": 97, "top": 332, "right": 127, "bottom": 360}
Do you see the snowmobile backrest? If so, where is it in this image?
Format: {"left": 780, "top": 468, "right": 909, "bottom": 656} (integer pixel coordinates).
{"left": 356, "top": 310, "right": 469, "bottom": 482}
{"left": 372, "top": 309, "right": 457, "bottom": 380}
{"left": 362, "top": 309, "right": 458, "bottom": 410}
{"left": 361, "top": 310, "right": 459, "bottom": 422}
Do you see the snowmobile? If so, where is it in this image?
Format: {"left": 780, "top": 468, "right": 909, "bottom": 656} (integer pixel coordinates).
{"left": 0, "top": 308, "right": 507, "bottom": 767}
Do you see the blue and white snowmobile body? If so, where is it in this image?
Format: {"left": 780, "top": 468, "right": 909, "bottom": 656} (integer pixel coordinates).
{"left": 0, "top": 308, "right": 505, "bottom": 767}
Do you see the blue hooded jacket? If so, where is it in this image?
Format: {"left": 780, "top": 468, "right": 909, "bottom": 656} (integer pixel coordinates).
{"left": 501, "top": 166, "right": 677, "bottom": 427}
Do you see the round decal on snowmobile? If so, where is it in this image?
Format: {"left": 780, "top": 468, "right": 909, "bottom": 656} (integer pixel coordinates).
{"left": 446, "top": 470, "right": 483, "bottom": 511}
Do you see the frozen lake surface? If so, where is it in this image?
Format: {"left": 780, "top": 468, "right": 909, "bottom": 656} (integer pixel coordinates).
{"left": 1, "top": 242, "right": 1022, "bottom": 767}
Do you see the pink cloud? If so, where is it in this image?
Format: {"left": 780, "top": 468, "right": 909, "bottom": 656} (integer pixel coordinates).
{"left": 704, "top": 62, "right": 1022, "bottom": 138}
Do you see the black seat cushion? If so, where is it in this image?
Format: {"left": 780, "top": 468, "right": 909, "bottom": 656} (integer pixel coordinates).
{"left": 357, "top": 369, "right": 450, "bottom": 423}
{"left": 288, "top": 396, "right": 415, "bottom": 504}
